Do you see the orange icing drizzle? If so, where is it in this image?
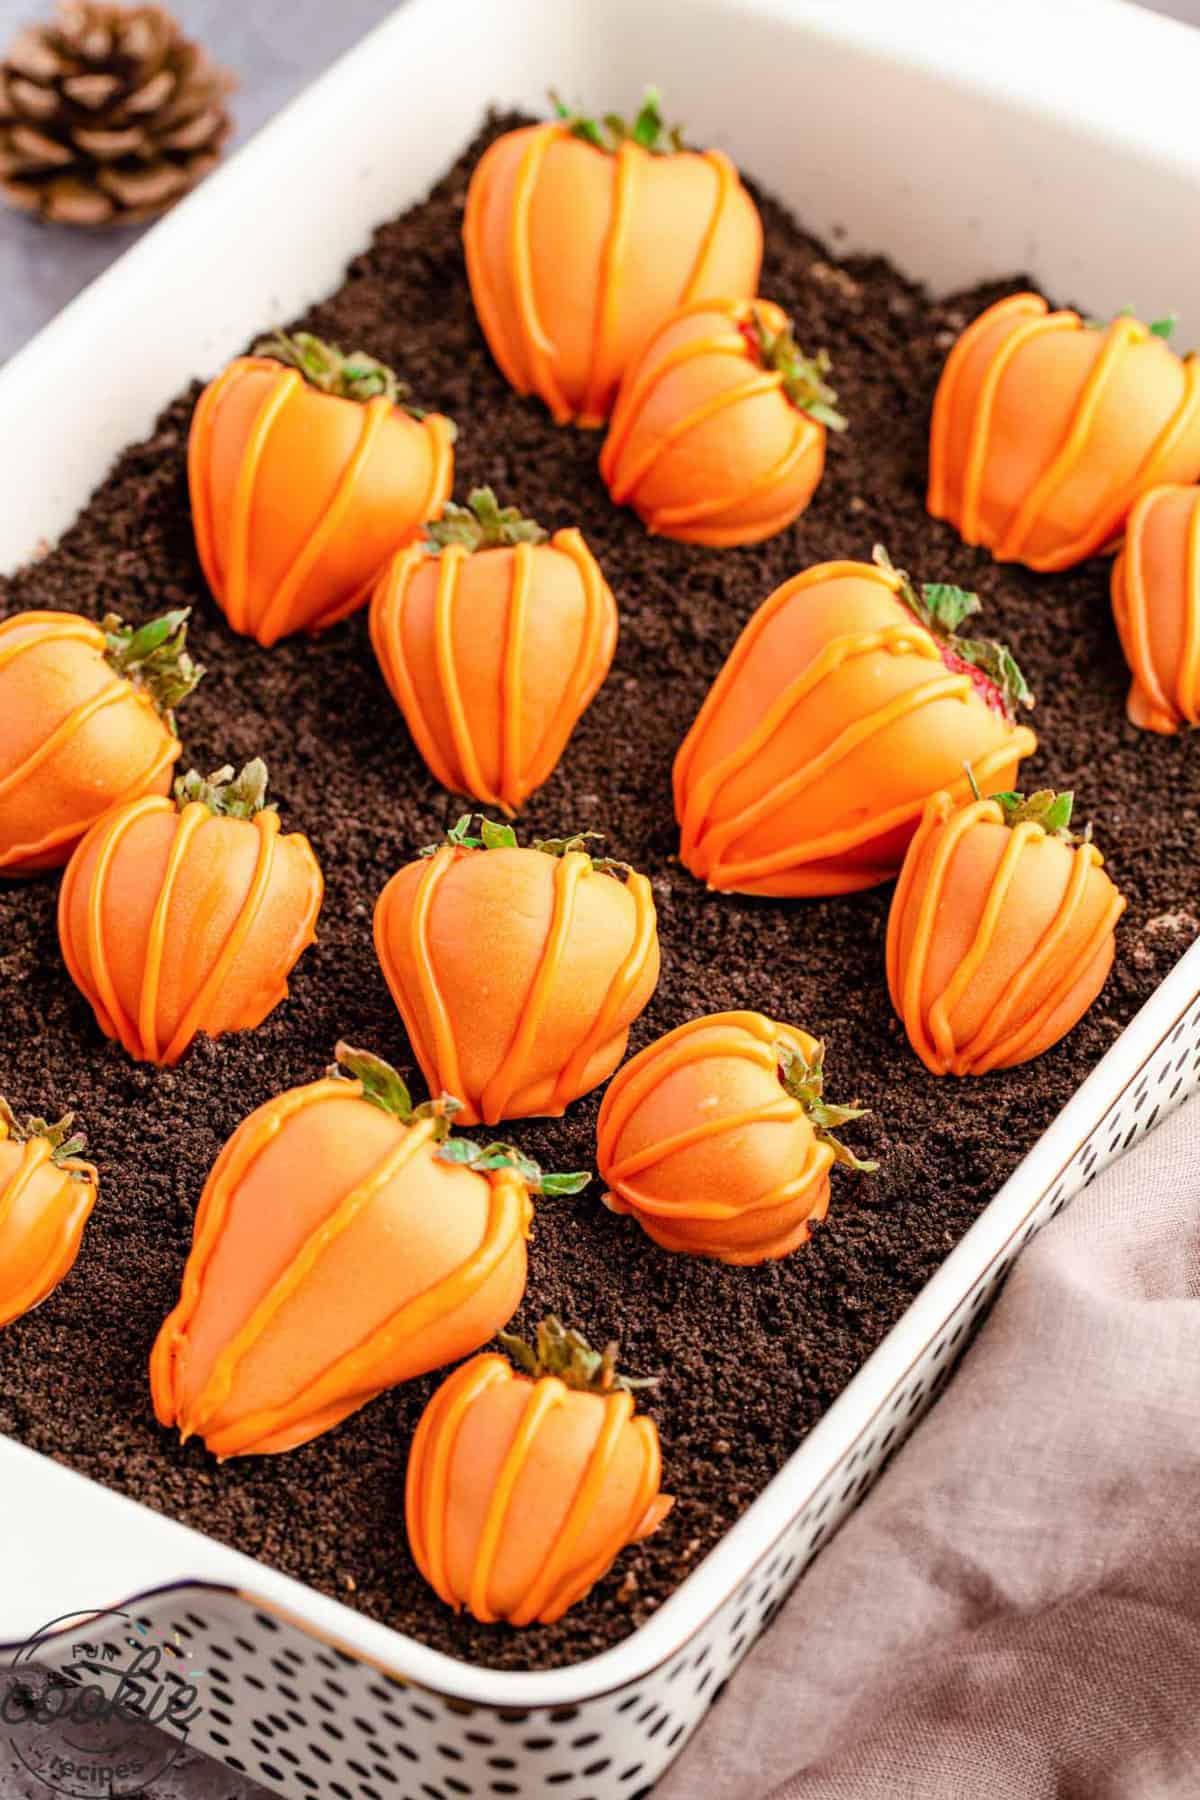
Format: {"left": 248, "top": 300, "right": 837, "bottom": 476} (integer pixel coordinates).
{"left": 0, "top": 614, "right": 179, "bottom": 870}
{"left": 463, "top": 124, "right": 746, "bottom": 427}
{"left": 928, "top": 296, "right": 1200, "bottom": 571}
{"left": 406, "top": 1354, "right": 667, "bottom": 1625}
{"left": 0, "top": 1114, "right": 98, "bottom": 1330}
{"left": 375, "top": 846, "right": 658, "bottom": 1126}
{"left": 1114, "top": 485, "right": 1200, "bottom": 731}
{"left": 188, "top": 357, "right": 454, "bottom": 641}
{"left": 151, "top": 1080, "right": 531, "bottom": 1458}
{"left": 58, "top": 798, "right": 320, "bottom": 1067}
{"left": 600, "top": 298, "right": 821, "bottom": 537}
{"left": 673, "top": 560, "right": 1035, "bottom": 891}
{"left": 598, "top": 1012, "right": 831, "bottom": 1232}
{"left": 369, "top": 529, "right": 613, "bottom": 814}
{"left": 886, "top": 795, "right": 1127, "bottom": 1076}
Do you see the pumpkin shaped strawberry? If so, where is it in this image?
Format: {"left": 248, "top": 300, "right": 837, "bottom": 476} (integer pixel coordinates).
{"left": 928, "top": 295, "right": 1200, "bottom": 572}
{"left": 369, "top": 489, "right": 618, "bottom": 813}
{"left": 0, "top": 608, "right": 202, "bottom": 876}
{"left": 887, "top": 785, "right": 1126, "bottom": 1077}
{"left": 674, "top": 549, "right": 1038, "bottom": 896}
{"left": 464, "top": 90, "right": 762, "bottom": 427}
{"left": 150, "top": 1046, "right": 586, "bottom": 1458}
{"left": 1111, "top": 484, "right": 1200, "bottom": 734}
{"left": 407, "top": 1316, "right": 672, "bottom": 1625}
{"left": 58, "top": 759, "right": 323, "bottom": 1067}
{"left": 600, "top": 299, "right": 845, "bottom": 545}
{"left": 374, "top": 817, "right": 660, "bottom": 1127}
{"left": 597, "top": 1011, "right": 873, "bottom": 1264}
{"left": 0, "top": 1100, "right": 98, "bottom": 1330}
{"left": 188, "top": 332, "right": 455, "bottom": 646}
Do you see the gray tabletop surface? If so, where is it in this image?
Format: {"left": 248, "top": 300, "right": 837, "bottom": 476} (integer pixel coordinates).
{"left": 1, "top": 0, "right": 1197, "bottom": 1796}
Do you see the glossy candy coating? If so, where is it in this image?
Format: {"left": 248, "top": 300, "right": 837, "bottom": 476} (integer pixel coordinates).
{"left": 188, "top": 356, "right": 455, "bottom": 645}
{"left": 674, "top": 559, "right": 1037, "bottom": 896}
{"left": 1111, "top": 483, "right": 1200, "bottom": 734}
{"left": 0, "top": 612, "right": 179, "bottom": 875}
{"left": 0, "top": 1114, "right": 98, "bottom": 1330}
{"left": 928, "top": 294, "right": 1200, "bottom": 572}
{"left": 150, "top": 1076, "right": 532, "bottom": 1458}
{"left": 369, "top": 529, "right": 617, "bottom": 813}
{"left": 406, "top": 1351, "right": 671, "bottom": 1625}
{"left": 887, "top": 791, "right": 1126, "bottom": 1076}
{"left": 464, "top": 122, "right": 761, "bottom": 427}
{"left": 374, "top": 843, "right": 659, "bottom": 1126}
{"left": 600, "top": 298, "right": 827, "bottom": 545}
{"left": 59, "top": 793, "right": 323, "bottom": 1066}
{"left": 598, "top": 1010, "right": 835, "bottom": 1264}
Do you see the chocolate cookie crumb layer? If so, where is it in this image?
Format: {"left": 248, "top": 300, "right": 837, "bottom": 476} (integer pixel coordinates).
{"left": 0, "top": 115, "right": 1195, "bottom": 1672}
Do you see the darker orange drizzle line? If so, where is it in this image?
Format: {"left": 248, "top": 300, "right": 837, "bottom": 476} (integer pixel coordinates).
{"left": 59, "top": 801, "right": 310, "bottom": 1067}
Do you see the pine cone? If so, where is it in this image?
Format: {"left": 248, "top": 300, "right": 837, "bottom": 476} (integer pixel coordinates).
{"left": 0, "top": 2, "right": 233, "bottom": 225}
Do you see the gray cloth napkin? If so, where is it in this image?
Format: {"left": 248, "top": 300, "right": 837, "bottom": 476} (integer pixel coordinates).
{"left": 660, "top": 1093, "right": 1200, "bottom": 1800}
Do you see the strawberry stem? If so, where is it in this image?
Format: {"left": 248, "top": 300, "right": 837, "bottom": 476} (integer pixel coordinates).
{"left": 499, "top": 1315, "right": 657, "bottom": 1392}
{"left": 421, "top": 815, "right": 633, "bottom": 878}
{"left": 1085, "top": 305, "right": 1177, "bottom": 341}
{"left": 102, "top": 609, "right": 203, "bottom": 731}
{"left": 434, "top": 1139, "right": 590, "bottom": 1197}
{"left": 550, "top": 85, "right": 684, "bottom": 156}
{"left": 744, "top": 307, "right": 846, "bottom": 430}
{"left": 425, "top": 488, "right": 547, "bottom": 553}
{"left": 330, "top": 1045, "right": 589, "bottom": 1192}
{"left": 873, "top": 545, "right": 1033, "bottom": 721}
{"left": 987, "top": 786, "right": 1090, "bottom": 844}
{"left": 174, "top": 759, "right": 271, "bottom": 819}
{"left": 776, "top": 1042, "right": 877, "bottom": 1173}
{"left": 0, "top": 1097, "right": 90, "bottom": 1176}
{"left": 254, "top": 330, "right": 443, "bottom": 425}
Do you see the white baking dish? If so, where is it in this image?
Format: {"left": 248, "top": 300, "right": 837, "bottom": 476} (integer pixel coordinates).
{"left": 2, "top": 1, "right": 1199, "bottom": 1794}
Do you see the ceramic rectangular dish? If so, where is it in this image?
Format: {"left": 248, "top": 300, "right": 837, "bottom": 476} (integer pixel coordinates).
{"left": 2, "top": 2, "right": 1199, "bottom": 1796}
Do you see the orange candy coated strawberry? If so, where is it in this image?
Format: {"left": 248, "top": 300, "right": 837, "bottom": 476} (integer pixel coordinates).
{"left": 407, "top": 1317, "right": 672, "bottom": 1625}
{"left": 600, "top": 299, "right": 844, "bottom": 545}
{"left": 0, "top": 608, "right": 202, "bottom": 876}
{"left": 148, "top": 1046, "right": 574, "bottom": 1458}
{"left": 188, "top": 333, "right": 455, "bottom": 646}
{"left": 464, "top": 91, "right": 761, "bottom": 427}
{"left": 369, "top": 490, "right": 617, "bottom": 813}
{"left": 1111, "top": 484, "right": 1200, "bottom": 734}
{"left": 598, "top": 1011, "right": 874, "bottom": 1264}
{"left": 59, "top": 759, "right": 323, "bottom": 1067}
{"left": 928, "top": 295, "right": 1200, "bottom": 572}
{"left": 0, "top": 1101, "right": 98, "bottom": 1330}
{"left": 887, "top": 788, "right": 1126, "bottom": 1077}
{"left": 674, "top": 550, "right": 1037, "bottom": 896}
{"left": 374, "top": 820, "right": 660, "bottom": 1126}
